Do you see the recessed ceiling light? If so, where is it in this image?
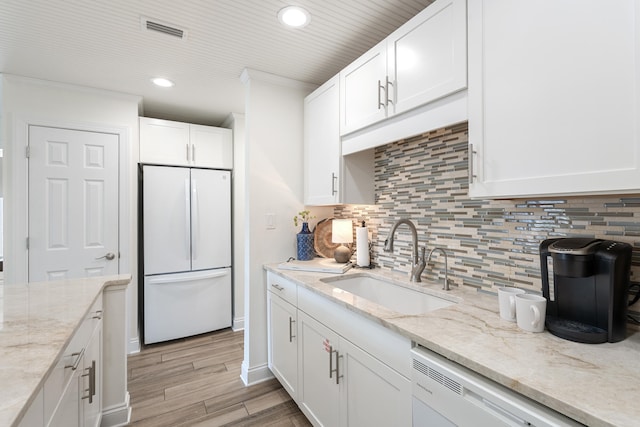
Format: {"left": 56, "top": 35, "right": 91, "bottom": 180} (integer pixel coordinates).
{"left": 151, "top": 77, "right": 175, "bottom": 87}
{"left": 278, "top": 6, "right": 310, "bottom": 28}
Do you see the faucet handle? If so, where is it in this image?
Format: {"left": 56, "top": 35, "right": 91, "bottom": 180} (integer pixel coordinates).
{"left": 419, "top": 246, "right": 426, "bottom": 261}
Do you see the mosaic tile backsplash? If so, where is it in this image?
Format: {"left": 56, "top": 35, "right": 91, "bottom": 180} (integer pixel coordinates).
{"left": 333, "top": 122, "right": 640, "bottom": 314}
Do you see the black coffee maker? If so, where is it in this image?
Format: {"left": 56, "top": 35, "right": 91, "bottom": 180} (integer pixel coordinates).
{"left": 539, "top": 238, "right": 631, "bottom": 343}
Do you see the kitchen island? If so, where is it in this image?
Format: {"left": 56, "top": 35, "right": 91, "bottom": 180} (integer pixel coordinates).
{"left": 0, "top": 275, "right": 131, "bottom": 427}
{"left": 265, "top": 264, "right": 639, "bottom": 427}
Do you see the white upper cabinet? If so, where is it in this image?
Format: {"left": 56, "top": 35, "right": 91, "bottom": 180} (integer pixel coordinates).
{"left": 304, "top": 76, "right": 375, "bottom": 206}
{"left": 340, "top": 0, "right": 467, "bottom": 136}
{"left": 468, "top": 0, "right": 640, "bottom": 198}
{"left": 388, "top": 0, "right": 467, "bottom": 116}
{"left": 340, "top": 42, "right": 389, "bottom": 135}
{"left": 304, "top": 75, "right": 341, "bottom": 205}
{"left": 140, "top": 117, "right": 232, "bottom": 169}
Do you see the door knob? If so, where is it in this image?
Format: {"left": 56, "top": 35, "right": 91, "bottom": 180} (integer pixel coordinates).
{"left": 96, "top": 252, "right": 116, "bottom": 261}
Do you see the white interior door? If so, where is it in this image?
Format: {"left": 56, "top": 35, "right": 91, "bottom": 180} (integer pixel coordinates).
{"left": 28, "top": 125, "right": 120, "bottom": 282}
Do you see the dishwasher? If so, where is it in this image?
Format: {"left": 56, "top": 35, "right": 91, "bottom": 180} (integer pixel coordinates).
{"left": 411, "top": 346, "right": 583, "bottom": 426}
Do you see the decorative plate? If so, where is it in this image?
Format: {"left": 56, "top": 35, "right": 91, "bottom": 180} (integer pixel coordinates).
{"left": 314, "top": 218, "right": 340, "bottom": 258}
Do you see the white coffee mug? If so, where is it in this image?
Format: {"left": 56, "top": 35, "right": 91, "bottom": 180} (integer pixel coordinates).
{"left": 515, "top": 294, "right": 547, "bottom": 333}
{"left": 497, "top": 287, "right": 526, "bottom": 322}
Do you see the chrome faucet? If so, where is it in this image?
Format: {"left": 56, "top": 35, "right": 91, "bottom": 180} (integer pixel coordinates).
{"left": 428, "top": 247, "right": 450, "bottom": 290}
{"left": 383, "top": 219, "right": 426, "bottom": 282}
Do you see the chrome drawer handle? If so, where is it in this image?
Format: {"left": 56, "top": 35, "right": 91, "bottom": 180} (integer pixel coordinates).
{"left": 271, "top": 284, "right": 284, "bottom": 291}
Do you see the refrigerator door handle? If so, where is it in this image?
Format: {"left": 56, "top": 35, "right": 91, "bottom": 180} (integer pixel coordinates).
{"left": 147, "top": 269, "right": 230, "bottom": 285}
{"left": 184, "top": 178, "right": 191, "bottom": 263}
{"left": 192, "top": 178, "right": 199, "bottom": 261}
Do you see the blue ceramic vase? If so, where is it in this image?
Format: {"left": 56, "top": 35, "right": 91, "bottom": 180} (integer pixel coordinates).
{"left": 297, "top": 222, "right": 315, "bottom": 261}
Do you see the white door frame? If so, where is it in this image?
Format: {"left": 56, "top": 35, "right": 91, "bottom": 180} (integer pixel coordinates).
{"left": 6, "top": 115, "right": 131, "bottom": 284}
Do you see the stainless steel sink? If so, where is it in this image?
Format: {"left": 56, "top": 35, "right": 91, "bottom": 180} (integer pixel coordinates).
{"left": 320, "top": 274, "right": 457, "bottom": 315}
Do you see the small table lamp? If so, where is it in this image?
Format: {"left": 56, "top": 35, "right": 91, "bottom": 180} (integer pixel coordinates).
{"left": 332, "top": 219, "right": 353, "bottom": 263}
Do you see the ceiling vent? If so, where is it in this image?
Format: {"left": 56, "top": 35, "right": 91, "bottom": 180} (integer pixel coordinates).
{"left": 141, "top": 17, "right": 187, "bottom": 39}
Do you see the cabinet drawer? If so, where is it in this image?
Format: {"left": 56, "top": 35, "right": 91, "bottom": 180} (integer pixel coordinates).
{"left": 267, "top": 273, "right": 297, "bottom": 306}
{"left": 43, "top": 295, "right": 103, "bottom": 422}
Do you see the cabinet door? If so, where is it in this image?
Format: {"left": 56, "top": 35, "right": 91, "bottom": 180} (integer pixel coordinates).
{"left": 340, "top": 339, "right": 411, "bottom": 427}
{"left": 83, "top": 320, "right": 102, "bottom": 427}
{"left": 388, "top": 0, "right": 467, "bottom": 115}
{"left": 189, "top": 125, "right": 233, "bottom": 169}
{"left": 49, "top": 355, "right": 83, "bottom": 427}
{"left": 468, "top": 0, "right": 640, "bottom": 198}
{"left": 304, "top": 75, "right": 341, "bottom": 205}
{"left": 340, "top": 42, "right": 388, "bottom": 135}
{"left": 298, "top": 311, "right": 342, "bottom": 427}
{"left": 139, "top": 117, "right": 191, "bottom": 166}
{"left": 267, "top": 292, "right": 298, "bottom": 399}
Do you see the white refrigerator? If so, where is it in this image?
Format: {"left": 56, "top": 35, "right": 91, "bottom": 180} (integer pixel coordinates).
{"left": 141, "top": 165, "right": 232, "bottom": 344}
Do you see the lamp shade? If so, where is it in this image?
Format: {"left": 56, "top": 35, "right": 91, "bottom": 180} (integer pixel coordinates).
{"left": 332, "top": 219, "right": 353, "bottom": 244}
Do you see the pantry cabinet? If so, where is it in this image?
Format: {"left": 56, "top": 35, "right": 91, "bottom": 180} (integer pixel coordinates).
{"left": 468, "top": 0, "right": 640, "bottom": 198}
{"left": 340, "top": 0, "right": 467, "bottom": 136}
{"left": 139, "top": 117, "right": 233, "bottom": 169}
{"left": 266, "top": 271, "right": 411, "bottom": 427}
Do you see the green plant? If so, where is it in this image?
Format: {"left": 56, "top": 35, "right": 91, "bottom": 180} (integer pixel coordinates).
{"left": 293, "top": 210, "right": 315, "bottom": 227}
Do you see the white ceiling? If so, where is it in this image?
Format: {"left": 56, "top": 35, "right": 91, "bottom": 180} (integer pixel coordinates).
{"left": 0, "top": 0, "right": 434, "bottom": 126}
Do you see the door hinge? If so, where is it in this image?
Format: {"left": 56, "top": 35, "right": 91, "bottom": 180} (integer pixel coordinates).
{"left": 26, "top": 146, "right": 30, "bottom": 158}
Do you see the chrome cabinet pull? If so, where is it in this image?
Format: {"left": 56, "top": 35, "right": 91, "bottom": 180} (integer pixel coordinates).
{"left": 335, "top": 351, "right": 344, "bottom": 385}
{"left": 469, "top": 143, "right": 477, "bottom": 184}
{"left": 377, "top": 80, "right": 386, "bottom": 110}
{"left": 192, "top": 145, "right": 196, "bottom": 163}
{"left": 288, "top": 317, "right": 296, "bottom": 342}
{"left": 386, "top": 76, "right": 394, "bottom": 106}
{"left": 186, "top": 143, "right": 190, "bottom": 162}
{"left": 93, "top": 310, "right": 103, "bottom": 320}
{"left": 331, "top": 173, "right": 338, "bottom": 196}
{"left": 329, "top": 345, "right": 335, "bottom": 379}
{"left": 81, "top": 360, "right": 96, "bottom": 403}
{"left": 271, "top": 283, "right": 284, "bottom": 291}
{"left": 65, "top": 348, "right": 85, "bottom": 370}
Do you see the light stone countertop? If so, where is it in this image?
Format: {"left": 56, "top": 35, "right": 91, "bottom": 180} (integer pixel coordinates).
{"left": 0, "top": 275, "right": 132, "bottom": 427}
{"left": 265, "top": 264, "right": 640, "bottom": 427}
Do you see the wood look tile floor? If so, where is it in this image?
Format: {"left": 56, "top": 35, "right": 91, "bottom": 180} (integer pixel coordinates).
{"left": 127, "top": 329, "right": 312, "bottom": 427}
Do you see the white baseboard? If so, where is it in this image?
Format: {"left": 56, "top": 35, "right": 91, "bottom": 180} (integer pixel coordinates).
{"left": 232, "top": 316, "right": 245, "bottom": 331}
{"left": 101, "top": 392, "right": 131, "bottom": 427}
{"left": 240, "top": 360, "right": 273, "bottom": 386}
{"left": 128, "top": 336, "right": 141, "bottom": 354}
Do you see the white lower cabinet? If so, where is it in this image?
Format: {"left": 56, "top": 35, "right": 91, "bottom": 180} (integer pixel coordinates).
{"left": 298, "top": 311, "right": 342, "bottom": 426}
{"left": 267, "top": 272, "right": 411, "bottom": 427}
{"left": 267, "top": 290, "right": 299, "bottom": 399}
{"left": 21, "top": 296, "right": 103, "bottom": 427}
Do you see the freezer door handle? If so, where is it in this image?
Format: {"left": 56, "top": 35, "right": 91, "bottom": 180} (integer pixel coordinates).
{"left": 147, "top": 270, "right": 230, "bottom": 285}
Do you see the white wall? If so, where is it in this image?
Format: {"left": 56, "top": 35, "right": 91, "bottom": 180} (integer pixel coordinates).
{"left": 239, "top": 69, "right": 317, "bottom": 384}
{"left": 0, "top": 74, "right": 142, "bottom": 351}
{"left": 222, "top": 112, "right": 246, "bottom": 330}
